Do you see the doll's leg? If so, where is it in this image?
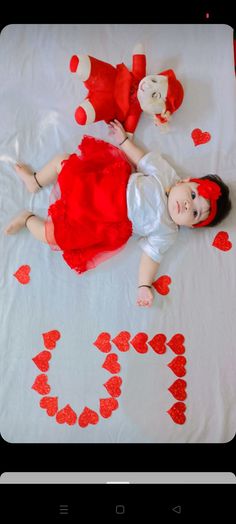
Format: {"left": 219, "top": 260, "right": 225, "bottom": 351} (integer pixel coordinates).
{"left": 75, "top": 92, "right": 114, "bottom": 125}
{"left": 15, "top": 154, "right": 69, "bottom": 193}
{"left": 4, "top": 210, "right": 47, "bottom": 242}
{"left": 70, "top": 54, "right": 91, "bottom": 80}
{"left": 75, "top": 98, "right": 96, "bottom": 125}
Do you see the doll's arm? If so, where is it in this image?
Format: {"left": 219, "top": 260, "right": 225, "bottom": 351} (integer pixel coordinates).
{"left": 132, "top": 43, "right": 146, "bottom": 80}
{"left": 123, "top": 45, "right": 146, "bottom": 134}
{"left": 123, "top": 101, "right": 142, "bottom": 135}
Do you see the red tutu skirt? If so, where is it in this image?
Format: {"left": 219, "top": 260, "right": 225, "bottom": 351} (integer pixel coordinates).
{"left": 45, "top": 136, "right": 133, "bottom": 274}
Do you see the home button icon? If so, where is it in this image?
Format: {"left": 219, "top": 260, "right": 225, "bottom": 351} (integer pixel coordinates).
{"left": 116, "top": 505, "right": 125, "bottom": 515}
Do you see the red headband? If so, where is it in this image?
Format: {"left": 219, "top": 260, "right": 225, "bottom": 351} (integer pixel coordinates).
{"left": 190, "top": 178, "right": 222, "bottom": 227}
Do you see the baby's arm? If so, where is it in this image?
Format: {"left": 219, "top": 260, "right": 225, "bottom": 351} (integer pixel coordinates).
{"left": 109, "top": 119, "right": 146, "bottom": 167}
{"left": 137, "top": 252, "right": 160, "bottom": 307}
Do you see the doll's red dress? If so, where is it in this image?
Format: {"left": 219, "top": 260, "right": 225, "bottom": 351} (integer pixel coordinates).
{"left": 45, "top": 136, "right": 133, "bottom": 274}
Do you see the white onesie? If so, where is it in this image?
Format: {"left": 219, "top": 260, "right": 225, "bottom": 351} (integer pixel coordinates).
{"left": 126, "top": 151, "right": 180, "bottom": 263}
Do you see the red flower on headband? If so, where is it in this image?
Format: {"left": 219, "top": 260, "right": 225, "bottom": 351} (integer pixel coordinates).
{"left": 195, "top": 179, "right": 221, "bottom": 201}
{"left": 190, "top": 178, "right": 222, "bottom": 228}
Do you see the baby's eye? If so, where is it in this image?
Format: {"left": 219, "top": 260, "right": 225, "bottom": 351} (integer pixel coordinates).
{"left": 151, "top": 79, "right": 157, "bottom": 83}
{"left": 191, "top": 191, "right": 196, "bottom": 199}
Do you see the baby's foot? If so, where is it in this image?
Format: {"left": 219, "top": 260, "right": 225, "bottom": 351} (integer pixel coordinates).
{"left": 15, "top": 163, "right": 40, "bottom": 193}
{"left": 4, "top": 210, "right": 33, "bottom": 235}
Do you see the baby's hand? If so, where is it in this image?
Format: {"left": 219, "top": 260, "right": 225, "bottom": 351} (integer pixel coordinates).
{"left": 108, "top": 119, "right": 127, "bottom": 145}
{"left": 136, "top": 286, "right": 154, "bottom": 308}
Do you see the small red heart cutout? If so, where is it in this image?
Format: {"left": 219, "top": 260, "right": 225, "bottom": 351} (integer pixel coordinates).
{"left": 168, "top": 379, "right": 187, "bottom": 401}
{"left": 78, "top": 407, "right": 99, "bottom": 428}
{"left": 148, "top": 334, "right": 167, "bottom": 354}
{"left": 13, "top": 264, "right": 31, "bottom": 284}
{"left": 93, "top": 332, "right": 111, "bottom": 353}
{"left": 104, "top": 376, "right": 122, "bottom": 397}
{"left": 130, "top": 333, "right": 148, "bottom": 353}
{"left": 112, "top": 331, "right": 131, "bottom": 352}
{"left": 99, "top": 398, "right": 118, "bottom": 418}
{"left": 42, "top": 330, "right": 61, "bottom": 350}
{"left": 167, "top": 402, "right": 186, "bottom": 424}
{"left": 191, "top": 128, "right": 211, "bottom": 146}
{"left": 40, "top": 396, "right": 58, "bottom": 416}
{"left": 212, "top": 231, "right": 232, "bottom": 251}
{"left": 152, "top": 275, "right": 171, "bottom": 295}
{"left": 168, "top": 356, "right": 186, "bottom": 377}
{"left": 31, "top": 374, "right": 51, "bottom": 395}
{"left": 56, "top": 404, "right": 77, "bottom": 425}
{"left": 167, "top": 334, "right": 185, "bottom": 355}
{"left": 32, "top": 351, "right": 52, "bottom": 372}
{"left": 102, "top": 354, "right": 121, "bottom": 374}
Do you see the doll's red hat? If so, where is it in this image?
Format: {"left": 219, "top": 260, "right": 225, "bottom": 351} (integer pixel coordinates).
{"left": 156, "top": 69, "right": 184, "bottom": 123}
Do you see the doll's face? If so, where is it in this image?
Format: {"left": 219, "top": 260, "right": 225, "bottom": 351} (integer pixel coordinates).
{"left": 137, "top": 74, "right": 168, "bottom": 115}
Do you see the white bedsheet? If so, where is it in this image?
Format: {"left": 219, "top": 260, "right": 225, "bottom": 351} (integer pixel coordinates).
{"left": 0, "top": 24, "right": 236, "bottom": 443}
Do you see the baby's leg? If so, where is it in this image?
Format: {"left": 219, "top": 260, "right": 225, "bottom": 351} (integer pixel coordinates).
{"left": 34, "top": 154, "right": 69, "bottom": 187}
{"left": 4, "top": 211, "right": 47, "bottom": 243}
{"left": 15, "top": 154, "right": 69, "bottom": 193}
{"left": 25, "top": 214, "right": 47, "bottom": 242}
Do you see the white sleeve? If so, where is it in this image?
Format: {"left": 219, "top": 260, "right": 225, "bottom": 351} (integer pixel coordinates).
{"left": 138, "top": 237, "right": 163, "bottom": 263}
{"left": 137, "top": 151, "right": 168, "bottom": 177}
{"left": 138, "top": 232, "right": 177, "bottom": 263}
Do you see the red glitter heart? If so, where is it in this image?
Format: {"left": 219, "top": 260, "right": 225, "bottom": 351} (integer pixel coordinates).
{"left": 56, "top": 404, "right": 77, "bottom": 426}
{"left": 130, "top": 333, "right": 148, "bottom": 353}
{"left": 42, "top": 330, "right": 61, "bottom": 350}
{"left": 13, "top": 264, "right": 31, "bottom": 284}
{"left": 152, "top": 275, "right": 171, "bottom": 295}
{"left": 93, "top": 332, "right": 112, "bottom": 353}
{"left": 212, "top": 231, "right": 232, "bottom": 251}
{"left": 112, "top": 331, "right": 131, "bottom": 352}
{"left": 40, "top": 396, "right": 58, "bottom": 416}
{"left": 191, "top": 128, "right": 211, "bottom": 146}
{"left": 148, "top": 334, "right": 167, "bottom": 354}
{"left": 104, "top": 376, "right": 122, "bottom": 397}
{"left": 168, "top": 356, "right": 186, "bottom": 377}
{"left": 167, "top": 402, "right": 186, "bottom": 424}
{"left": 102, "top": 354, "right": 121, "bottom": 374}
{"left": 78, "top": 407, "right": 99, "bottom": 428}
{"left": 32, "top": 351, "right": 52, "bottom": 372}
{"left": 168, "top": 379, "right": 187, "bottom": 401}
{"left": 31, "top": 374, "right": 51, "bottom": 395}
{"left": 167, "top": 334, "right": 185, "bottom": 355}
{"left": 99, "top": 398, "right": 118, "bottom": 418}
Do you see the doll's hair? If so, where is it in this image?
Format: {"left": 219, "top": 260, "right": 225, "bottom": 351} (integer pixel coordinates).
{"left": 199, "top": 174, "right": 232, "bottom": 226}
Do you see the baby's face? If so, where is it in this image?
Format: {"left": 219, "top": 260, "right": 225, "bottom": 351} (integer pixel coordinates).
{"left": 167, "top": 179, "right": 210, "bottom": 227}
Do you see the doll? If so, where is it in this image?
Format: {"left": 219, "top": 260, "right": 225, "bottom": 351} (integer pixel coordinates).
{"left": 69, "top": 44, "right": 184, "bottom": 134}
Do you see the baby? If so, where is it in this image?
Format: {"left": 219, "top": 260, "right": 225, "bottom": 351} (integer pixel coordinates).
{"left": 4, "top": 120, "right": 231, "bottom": 307}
